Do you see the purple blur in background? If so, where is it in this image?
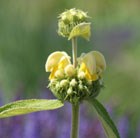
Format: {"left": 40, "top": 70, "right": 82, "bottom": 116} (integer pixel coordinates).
{"left": 0, "top": 90, "right": 138, "bottom": 138}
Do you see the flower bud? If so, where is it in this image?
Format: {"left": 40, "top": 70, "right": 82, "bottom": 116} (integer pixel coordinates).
{"left": 58, "top": 8, "right": 89, "bottom": 38}
{"left": 67, "top": 88, "right": 73, "bottom": 95}
{"left": 78, "top": 71, "right": 85, "bottom": 79}
{"left": 55, "top": 69, "right": 64, "bottom": 78}
{"left": 78, "top": 84, "right": 84, "bottom": 90}
{"left": 65, "top": 64, "right": 76, "bottom": 77}
{"left": 55, "top": 82, "right": 60, "bottom": 89}
{"left": 60, "top": 79, "right": 69, "bottom": 87}
{"left": 70, "top": 79, "right": 77, "bottom": 87}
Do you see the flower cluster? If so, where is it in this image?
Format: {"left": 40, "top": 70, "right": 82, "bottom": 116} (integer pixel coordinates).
{"left": 45, "top": 8, "right": 106, "bottom": 104}
{"left": 58, "top": 8, "right": 90, "bottom": 39}
{"left": 45, "top": 51, "right": 106, "bottom": 104}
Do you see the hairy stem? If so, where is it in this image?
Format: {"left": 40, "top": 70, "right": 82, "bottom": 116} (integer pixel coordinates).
{"left": 72, "top": 37, "right": 77, "bottom": 68}
{"left": 71, "top": 104, "right": 79, "bottom": 138}
{"left": 71, "top": 37, "right": 79, "bottom": 138}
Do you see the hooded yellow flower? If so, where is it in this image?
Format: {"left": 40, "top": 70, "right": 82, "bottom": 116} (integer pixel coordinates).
{"left": 45, "top": 51, "right": 71, "bottom": 80}
{"left": 46, "top": 51, "right": 106, "bottom": 81}
{"left": 78, "top": 51, "right": 106, "bottom": 81}
{"left": 46, "top": 50, "right": 106, "bottom": 102}
{"left": 58, "top": 8, "right": 90, "bottom": 39}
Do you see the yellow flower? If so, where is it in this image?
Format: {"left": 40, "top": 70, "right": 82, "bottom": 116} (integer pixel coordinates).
{"left": 58, "top": 8, "right": 90, "bottom": 38}
{"left": 45, "top": 51, "right": 71, "bottom": 80}
{"left": 46, "top": 51, "right": 106, "bottom": 81}
{"left": 91, "top": 51, "right": 106, "bottom": 72}
{"left": 78, "top": 51, "right": 106, "bottom": 81}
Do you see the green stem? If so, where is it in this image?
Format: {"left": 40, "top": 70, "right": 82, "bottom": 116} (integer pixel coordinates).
{"left": 71, "top": 37, "right": 79, "bottom": 138}
{"left": 72, "top": 37, "right": 77, "bottom": 68}
{"left": 71, "top": 104, "right": 79, "bottom": 138}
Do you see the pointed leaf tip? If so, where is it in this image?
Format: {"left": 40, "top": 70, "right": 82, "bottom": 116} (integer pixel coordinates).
{"left": 89, "top": 99, "right": 120, "bottom": 138}
{"left": 0, "top": 99, "right": 64, "bottom": 118}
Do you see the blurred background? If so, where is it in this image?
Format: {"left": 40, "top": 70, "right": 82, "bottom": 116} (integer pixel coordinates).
{"left": 0, "top": 0, "right": 140, "bottom": 137}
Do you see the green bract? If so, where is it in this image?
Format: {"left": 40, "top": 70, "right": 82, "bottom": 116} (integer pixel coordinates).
{"left": 48, "top": 75, "right": 103, "bottom": 104}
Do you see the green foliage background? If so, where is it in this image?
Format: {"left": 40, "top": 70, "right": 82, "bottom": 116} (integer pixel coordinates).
{"left": 0, "top": 0, "right": 140, "bottom": 129}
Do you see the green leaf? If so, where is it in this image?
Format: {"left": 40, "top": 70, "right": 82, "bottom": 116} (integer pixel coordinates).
{"left": 68, "top": 22, "right": 91, "bottom": 40}
{"left": 0, "top": 99, "right": 64, "bottom": 118}
{"left": 89, "top": 99, "right": 120, "bottom": 138}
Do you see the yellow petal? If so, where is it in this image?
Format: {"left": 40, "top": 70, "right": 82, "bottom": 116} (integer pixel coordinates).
{"left": 90, "top": 51, "right": 106, "bottom": 71}
{"left": 45, "top": 51, "right": 70, "bottom": 72}
{"left": 49, "top": 66, "right": 58, "bottom": 80}
{"left": 68, "top": 23, "right": 91, "bottom": 40}
{"left": 80, "top": 52, "right": 96, "bottom": 75}
{"left": 58, "top": 56, "right": 71, "bottom": 69}
{"left": 91, "top": 73, "right": 98, "bottom": 81}
{"left": 79, "top": 62, "right": 98, "bottom": 81}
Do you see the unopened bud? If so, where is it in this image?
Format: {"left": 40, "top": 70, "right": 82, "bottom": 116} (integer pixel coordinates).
{"left": 70, "top": 79, "right": 77, "bottom": 87}
{"left": 65, "top": 64, "right": 76, "bottom": 77}
{"left": 55, "top": 69, "right": 64, "bottom": 78}
{"left": 78, "top": 84, "right": 83, "bottom": 90}
{"left": 58, "top": 8, "right": 89, "bottom": 38}
{"left": 67, "top": 88, "right": 73, "bottom": 95}
{"left": 60, "top": 79, "right": 69, "bottom": 87}
{"left": 55, "top": 83, "right": 60, "bottom": 89}
{"left": 78, "top": 71, "right": 85, "bottom": 79}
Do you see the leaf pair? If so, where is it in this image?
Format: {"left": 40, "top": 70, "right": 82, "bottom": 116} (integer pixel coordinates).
{"left": 0, "top": 99, "right": 120, "bottom": 138}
